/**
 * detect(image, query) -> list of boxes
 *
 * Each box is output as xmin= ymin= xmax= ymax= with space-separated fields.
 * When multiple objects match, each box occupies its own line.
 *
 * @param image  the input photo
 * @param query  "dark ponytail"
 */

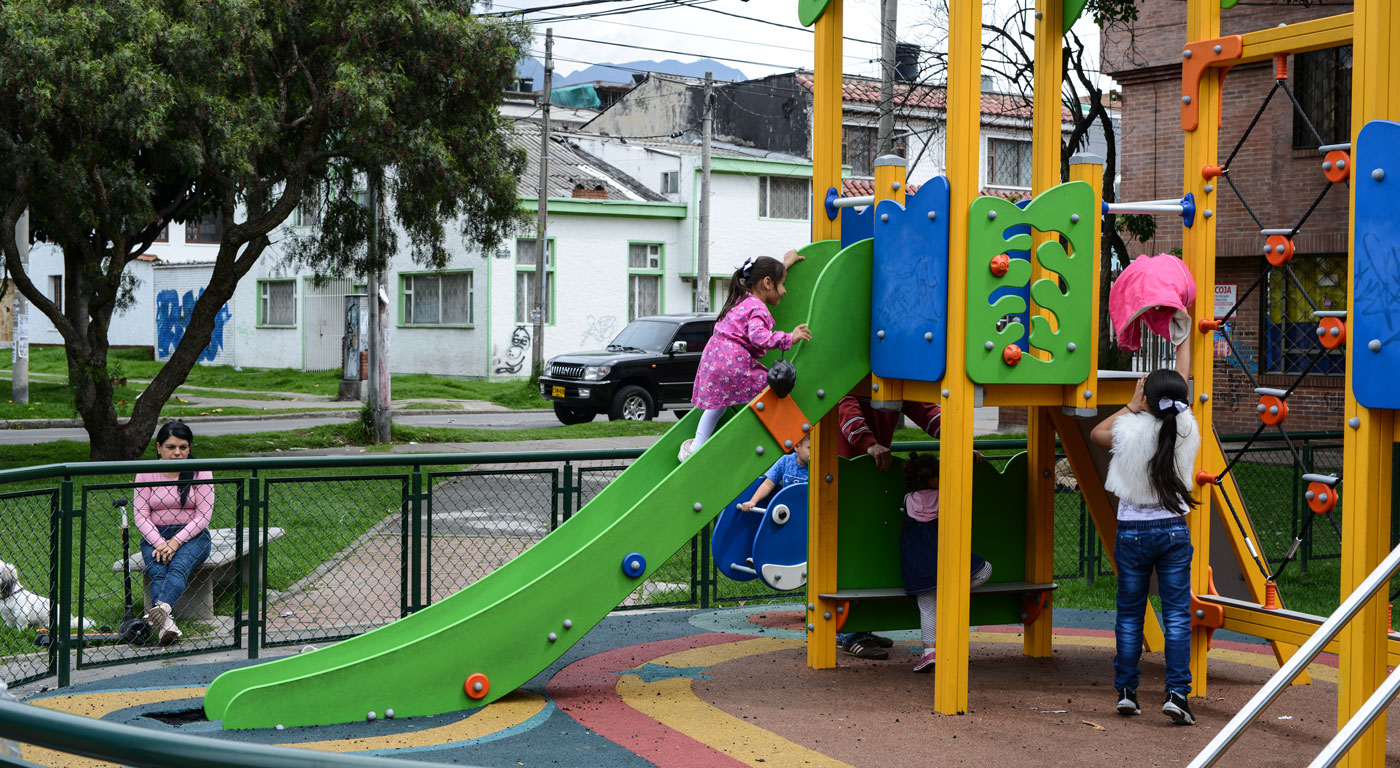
xmin=154 ymin=421 xmax=197 ymax=509
xmin=1143 ymin=369 xmax=1198 ymax=513
xmin=903 ymin=452 xmax=939 ymax=493
xmin=717 ymin=256 xmax=786 ymax=320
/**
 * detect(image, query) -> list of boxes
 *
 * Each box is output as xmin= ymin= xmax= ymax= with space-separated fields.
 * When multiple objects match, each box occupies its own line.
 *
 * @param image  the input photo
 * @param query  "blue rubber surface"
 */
xmin=1351 ymin=119 xmax=1400 ymax=409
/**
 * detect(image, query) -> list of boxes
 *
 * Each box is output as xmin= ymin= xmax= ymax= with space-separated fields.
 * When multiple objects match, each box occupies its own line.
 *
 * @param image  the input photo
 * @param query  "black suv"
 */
xmin=540 ymin=313 xmax=717 ymax=424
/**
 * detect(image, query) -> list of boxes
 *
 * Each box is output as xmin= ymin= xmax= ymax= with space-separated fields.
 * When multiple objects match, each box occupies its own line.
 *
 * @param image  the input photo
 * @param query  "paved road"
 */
xmin=0 ymin=410 xmax=685 ymax=445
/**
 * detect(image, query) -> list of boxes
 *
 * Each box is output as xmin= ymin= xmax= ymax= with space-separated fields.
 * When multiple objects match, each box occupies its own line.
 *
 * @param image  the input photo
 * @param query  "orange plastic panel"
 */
xmin=750 ymin=387 xmax=812 ymax=454
xmin=834 ymin=600 xmax=850 ymax=632
xmin=1318 ymin=316 xmax=1346 ymax=350
xmin=1181 ymin=35 xmax=1244 ymax=131
xmin=1258 ymin=395 xmax=1288 ymax=426
xmin=1020 ymin=592 xmax=1050 ymax=625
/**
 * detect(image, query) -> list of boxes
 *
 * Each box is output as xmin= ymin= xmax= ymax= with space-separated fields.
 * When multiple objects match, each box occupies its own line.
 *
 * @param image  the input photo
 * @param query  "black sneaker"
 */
xmin=1163 ymin=691 xmax=1195 ymax=725
xmin=1116 ymin=688 xmax=1140 ymax=716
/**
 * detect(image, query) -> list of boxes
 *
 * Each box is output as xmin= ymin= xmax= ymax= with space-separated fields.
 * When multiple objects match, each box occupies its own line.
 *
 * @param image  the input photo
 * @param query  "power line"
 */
xmin=539 ymin=31 xmax=807 ymax=71
xmin=688 ymin=4 xmax=880 ymax=47
xmin=479 ymin=0 xmax=707 ymax=18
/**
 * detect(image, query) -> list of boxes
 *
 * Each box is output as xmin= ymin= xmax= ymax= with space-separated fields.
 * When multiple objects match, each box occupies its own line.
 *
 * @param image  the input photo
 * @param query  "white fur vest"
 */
xmin=1103 ymin=411 xmax=1201 ymax=507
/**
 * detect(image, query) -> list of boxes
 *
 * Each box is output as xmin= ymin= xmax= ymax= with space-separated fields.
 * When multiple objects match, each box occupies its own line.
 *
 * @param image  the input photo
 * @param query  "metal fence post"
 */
xmin=699 ymin=524 xmax=712 ymax=609
xmin=1301 ymin=441 xmax=1314 ymax=574
xmin=410 ymin=467 xmax=424 ymax=612
xmin=56 ymin=478 xmax=74 ymax=687
xmin=247 ymin=472 xmax=262 ymax=659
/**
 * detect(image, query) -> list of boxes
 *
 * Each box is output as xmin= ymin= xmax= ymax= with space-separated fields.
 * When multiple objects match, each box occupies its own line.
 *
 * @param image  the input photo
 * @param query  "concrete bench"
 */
xmin=111 ymin=528 xmax=285 ymax=622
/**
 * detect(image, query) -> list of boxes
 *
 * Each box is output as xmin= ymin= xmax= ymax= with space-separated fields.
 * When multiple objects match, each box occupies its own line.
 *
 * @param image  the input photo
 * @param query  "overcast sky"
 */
xmin=493 ymin=0 xmax=1110 ymax=86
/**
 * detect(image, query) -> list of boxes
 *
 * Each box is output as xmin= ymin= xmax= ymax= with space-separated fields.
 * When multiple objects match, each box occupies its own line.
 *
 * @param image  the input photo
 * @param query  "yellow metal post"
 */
xmin=932 ymin=0 xmax=980 ymax=716
xmin=1182 ymin=0 xmax=1221 ymax=699
xmin=805 ymin=0 xmax=843 ymax=672
xmin=1338 ymin=2 xmax=1395 ymax=765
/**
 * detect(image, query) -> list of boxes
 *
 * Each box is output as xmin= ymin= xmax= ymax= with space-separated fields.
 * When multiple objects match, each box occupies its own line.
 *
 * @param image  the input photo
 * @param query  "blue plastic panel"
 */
xmin=750 ymin=482 xmax=809 ymax=591
xmin=1351 ymin=120 xmax=1400 ymax=409
xmin=840 ymin=199 xmax=875 ymax=248
xmin=710 ymin=477 xmax=765 ymax=582
xmin=870 ymin=177 xmax=951 ymax=382
xmin=987 ymin=199 xmax=1032 ymax=353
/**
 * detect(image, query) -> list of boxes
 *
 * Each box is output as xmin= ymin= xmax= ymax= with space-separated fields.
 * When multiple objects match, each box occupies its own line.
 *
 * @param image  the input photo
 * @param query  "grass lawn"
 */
xmin=0 ymin=347 xmax=548 ymax=409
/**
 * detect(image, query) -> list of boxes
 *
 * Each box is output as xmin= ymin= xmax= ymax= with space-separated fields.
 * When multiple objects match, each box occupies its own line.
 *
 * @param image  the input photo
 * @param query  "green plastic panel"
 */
xmin=965 ymin=181 xmax=1095 ymax=385
xmin=1063 ymin=0 xmax=1090 ymax=33
xmin=835 ymin=452 xmax=1031 ymax=633
xmin=798 ymin=0 xmax=833 ymax=27
xmin=204 ymin=239 xmax=871 ymax=729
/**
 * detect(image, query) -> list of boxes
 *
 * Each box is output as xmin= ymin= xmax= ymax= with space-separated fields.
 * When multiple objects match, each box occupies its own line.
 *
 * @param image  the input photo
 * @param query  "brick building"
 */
xmin=1102 ymin=0 xmax=1353 ymax=433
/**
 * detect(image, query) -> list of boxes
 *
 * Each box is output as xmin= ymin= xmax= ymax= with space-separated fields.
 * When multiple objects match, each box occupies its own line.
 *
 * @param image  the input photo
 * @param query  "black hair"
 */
xmin=1142 ymin=369 xmax=1198 ymax=513
xmin=154 ymin=421 xmax=197 ymax=509
xmin=717 ymin=256 xmax=786 ymax=320
xmin=902 ymin=452 xmax=940 ymax=493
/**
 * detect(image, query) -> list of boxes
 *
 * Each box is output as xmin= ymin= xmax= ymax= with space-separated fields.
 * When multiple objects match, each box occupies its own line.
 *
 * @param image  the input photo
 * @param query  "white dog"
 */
xmin=0 ymin=560 xmax=94 ymax=630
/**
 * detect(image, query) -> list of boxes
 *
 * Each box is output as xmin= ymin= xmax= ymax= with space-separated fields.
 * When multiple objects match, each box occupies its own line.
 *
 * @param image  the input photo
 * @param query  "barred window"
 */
xmin=987 ymin=138 xmax=1032 ymax=188
xmin=1293 ymin=46 xmax=1351 ymax=150
xmin=259 ymin=280 xmax=296 ymax=326
xmin=1264 ymin=253 xmax=1346 ymax=376
xmin=403 ymin=272 xmax=473 ymax=325
xmin=842 ymin=126 xmax=909 ymax=177
xmin=759 ymin=176 xmax=810 ymax=220
xmin=516 ymin=238 xmax=555 ymax=324
xmin=185 ymin=213 xmax=223 ymax=244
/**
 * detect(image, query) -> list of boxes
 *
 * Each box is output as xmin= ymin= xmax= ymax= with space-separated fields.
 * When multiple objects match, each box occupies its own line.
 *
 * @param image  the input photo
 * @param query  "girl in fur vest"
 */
xmin=1091 ymin=343 xmax=1200 ymax=726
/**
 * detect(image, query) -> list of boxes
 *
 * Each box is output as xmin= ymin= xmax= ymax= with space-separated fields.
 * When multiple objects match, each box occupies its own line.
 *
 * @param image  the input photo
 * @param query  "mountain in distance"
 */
xmin=516 ymin=57 xmax=748 ymax=88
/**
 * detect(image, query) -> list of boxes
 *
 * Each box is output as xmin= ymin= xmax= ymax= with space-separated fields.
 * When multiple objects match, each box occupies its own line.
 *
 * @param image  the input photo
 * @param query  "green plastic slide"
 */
xmin=204 ymin=238 xmax=874 ymax=728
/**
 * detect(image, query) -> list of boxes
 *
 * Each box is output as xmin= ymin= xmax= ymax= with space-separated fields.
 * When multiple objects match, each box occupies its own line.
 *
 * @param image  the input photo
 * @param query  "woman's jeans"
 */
xmin=140 ymin=525 xmax=212 ymax=609
xmin=1113 ymin=517 xmax=1193 ymax=695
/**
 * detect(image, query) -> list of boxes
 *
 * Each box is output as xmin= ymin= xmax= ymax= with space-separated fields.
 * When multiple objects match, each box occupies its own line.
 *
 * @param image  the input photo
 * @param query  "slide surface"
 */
xmin=204 ymin=238 xmax=874 ymax=728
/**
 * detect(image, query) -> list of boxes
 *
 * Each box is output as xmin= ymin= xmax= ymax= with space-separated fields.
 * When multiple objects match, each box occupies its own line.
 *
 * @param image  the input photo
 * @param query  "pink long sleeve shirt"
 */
xmin=133 ymin=471 xmax=215 ymax=547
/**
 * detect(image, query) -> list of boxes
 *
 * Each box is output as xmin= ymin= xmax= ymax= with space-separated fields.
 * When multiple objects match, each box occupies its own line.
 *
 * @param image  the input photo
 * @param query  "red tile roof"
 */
xmin=841 ymin=179 xmax=921 ymax=197
xmin=793 ymin=72 xmax=1073 ymax=122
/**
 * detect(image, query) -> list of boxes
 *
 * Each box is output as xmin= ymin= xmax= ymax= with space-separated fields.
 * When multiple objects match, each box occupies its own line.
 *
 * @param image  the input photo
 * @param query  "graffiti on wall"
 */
xmin=579 ymin=315 xmax=618 ymax=348
xmin=156 ymin=288 xmax=232 ymax=363
xmin=492 ymin=326 xmax=531 ymax=375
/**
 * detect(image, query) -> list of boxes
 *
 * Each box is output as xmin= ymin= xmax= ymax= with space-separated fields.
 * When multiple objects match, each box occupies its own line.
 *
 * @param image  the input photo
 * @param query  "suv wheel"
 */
xmin=554 ymin=403 xmax=596 ymax=426
xmin=609 ymin=385 xmax=655 ymax=421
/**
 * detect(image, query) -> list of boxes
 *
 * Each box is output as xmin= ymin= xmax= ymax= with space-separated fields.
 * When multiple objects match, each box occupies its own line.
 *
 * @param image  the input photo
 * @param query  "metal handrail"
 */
xmin=1309 ymin=661 xmax=1400 ymax=767
xmin=1187 ymin=541 xmax=1400 ymax=767
xmin=0 ymin=698 xmax=476 ymax=768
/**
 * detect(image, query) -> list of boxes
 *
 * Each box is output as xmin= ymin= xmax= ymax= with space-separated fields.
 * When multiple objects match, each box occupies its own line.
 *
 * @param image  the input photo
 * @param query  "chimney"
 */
xmin=572 ymin=184 xmax=608 ymax=199
xmin=981 ymin=75 xmax=995 ymax=92
xmin=518 ymin=77 xmax=534 ymax=92
xmin=894 ymin=43 xmax=920 ymax=83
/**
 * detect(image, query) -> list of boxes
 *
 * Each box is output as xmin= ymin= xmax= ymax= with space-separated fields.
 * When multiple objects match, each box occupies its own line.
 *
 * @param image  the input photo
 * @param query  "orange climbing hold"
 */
xmin=1002 ymin=344 xmax=1022 ymax=366
xmin=989 ymin=253 xmax=1010 ymax=277
xmin=1258 ymin=394 xmax=1288 ymax=426
xmin=1202 ymin=165 xmax=1224 ymax=180
xmin=1324 ymin=150 xmax=1350 ymax=183
xmin=1318 ymin=316 xmax=1346 ymax=350
xmin=1195 ymin=470 xmax=1218 ymax=487
xmin=1199 ymin=319 xmax=1220 ymax=333
xmin=1306 ymin=481 xmax=1337 ymax=514
xmin=1265 ymin=234 xmax=1294 ymax=267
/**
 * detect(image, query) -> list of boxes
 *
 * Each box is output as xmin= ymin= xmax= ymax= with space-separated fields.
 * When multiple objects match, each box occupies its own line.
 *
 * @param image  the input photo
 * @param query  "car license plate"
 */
xmin=552 ymin=386 xmax=565 ymax=398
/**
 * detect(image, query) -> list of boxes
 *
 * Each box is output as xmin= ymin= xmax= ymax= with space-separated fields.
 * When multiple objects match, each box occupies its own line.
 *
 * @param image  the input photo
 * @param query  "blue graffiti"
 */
xmin=1217 ymin=329 xmax=1258 ymax=373
xmin=156 ymin=288 xmax=231 ymax=363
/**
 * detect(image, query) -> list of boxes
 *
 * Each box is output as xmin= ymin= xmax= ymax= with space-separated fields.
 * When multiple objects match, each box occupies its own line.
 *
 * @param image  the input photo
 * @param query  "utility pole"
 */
xmin=532 ymin=29 xmax=553 ymax=381
xmin=366 ymin=170 xmax=391 ymax=443
xmin=11 ymin=211 xmax=28 ymax=404
xmin=697 ymin=72 xmax=712 ymax=313
xmin=877 ymin=0 xmax=898 ymax=156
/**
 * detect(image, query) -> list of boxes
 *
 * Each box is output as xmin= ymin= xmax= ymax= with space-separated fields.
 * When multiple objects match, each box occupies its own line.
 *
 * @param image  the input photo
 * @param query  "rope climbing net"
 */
xmin=1200 ymin=54 xmax=1351 ymax=603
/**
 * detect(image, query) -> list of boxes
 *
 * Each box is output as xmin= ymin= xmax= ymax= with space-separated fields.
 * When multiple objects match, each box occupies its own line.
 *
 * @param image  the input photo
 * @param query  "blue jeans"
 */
xmin=1113 ymin=517 xmax=1193 ymax=695
xmin=140 ymin=525 xmax=212 ymax=608
xmin=836 ymin=632 xmax=877 ymax=646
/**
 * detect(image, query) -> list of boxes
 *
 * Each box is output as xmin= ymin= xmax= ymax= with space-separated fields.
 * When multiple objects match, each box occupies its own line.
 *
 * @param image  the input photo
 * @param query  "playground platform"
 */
xmin=12 ymin=604 xmax=1397 ymax=768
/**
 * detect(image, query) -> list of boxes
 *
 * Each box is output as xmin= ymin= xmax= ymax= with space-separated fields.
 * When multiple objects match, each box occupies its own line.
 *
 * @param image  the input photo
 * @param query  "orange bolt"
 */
xmin=1002 ymin=344 xmax=1022 ymax=366
xmin=1199 ymin=319 xmax=1220 ymax=333
xmin=1202 ymin=165 xmax=1224 ymax=180
xmin=1274 ymin=53 xmax=1288 ymax=81
xmin=1263 ymin=581 xmax=1279 ymax=610
xmin=1258 ymin=395 xmax=1288 ymax=426
xmin=1306 ymin=481 xmax=1337 ymax=514
xmin=464 ymin=672 xmax=491 ymax=700
xmin=1324 ymin=150 xmax=1350 ymax=183
xmin=1195 ymin=471 xmax=1218 ymax=487
xmin=1265 ymin=234 xmax=1294 ymax=267
xmin=1317 ymin=317 xmax=1346 ymax=350
xmin=989 ymin=253 xmax=1011 ymax=278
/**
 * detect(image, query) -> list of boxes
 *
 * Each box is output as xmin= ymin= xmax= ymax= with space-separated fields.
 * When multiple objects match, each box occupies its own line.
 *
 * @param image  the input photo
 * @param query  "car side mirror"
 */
xmin=670 ymin=340 xmax=687 ymax=355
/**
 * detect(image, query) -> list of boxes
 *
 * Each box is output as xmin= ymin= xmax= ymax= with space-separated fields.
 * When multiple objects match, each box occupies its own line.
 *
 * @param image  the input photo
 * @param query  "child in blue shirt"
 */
xmin=740 ymin=433 xmax=810 ymax=512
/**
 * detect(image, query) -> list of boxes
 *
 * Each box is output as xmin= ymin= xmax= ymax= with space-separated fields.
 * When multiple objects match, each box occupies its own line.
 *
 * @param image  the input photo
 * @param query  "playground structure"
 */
xmin=198 ymin=0 xmax=1400 ymax=765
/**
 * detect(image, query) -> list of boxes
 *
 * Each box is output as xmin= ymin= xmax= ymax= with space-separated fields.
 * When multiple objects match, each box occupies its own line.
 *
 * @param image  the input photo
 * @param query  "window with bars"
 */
xmin=987 ymin=138 xmax=1033 ymax=188
xmin=842 ymin=126 xmax=909 ymax=177
xmin=627 ymin=242 xmax=663 ymax=321
xmin=1293 ymin=46 xmax=1351 ymax=150
xmin=516 ymin=238 xmax=555 ymax=324
xmin=292 ymin=193 xmax=321 ymax=228
xmin=758 ymin=176 xmax=810 ymax=220
xmin=1264 ymin=253 xmax=1346 ymax=376
xmin=402 ymin=272 xmax=473 ymax=326
xmin=186 ymin=213 xmax=224 ymax=244
xmin=259 ymin=280 xmax=296 ymax=326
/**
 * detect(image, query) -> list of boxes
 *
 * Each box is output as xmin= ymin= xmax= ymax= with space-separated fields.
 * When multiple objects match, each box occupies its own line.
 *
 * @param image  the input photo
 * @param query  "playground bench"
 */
xmin=111 ymin=527 xmax=285 ymax=622
xmin=819 ymin=581 xmax=1058 ymax=625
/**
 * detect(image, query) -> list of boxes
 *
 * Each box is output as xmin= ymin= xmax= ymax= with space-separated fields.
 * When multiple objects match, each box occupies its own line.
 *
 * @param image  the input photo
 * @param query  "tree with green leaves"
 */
xmin=1 ymin=1 xmax=528 ymax=460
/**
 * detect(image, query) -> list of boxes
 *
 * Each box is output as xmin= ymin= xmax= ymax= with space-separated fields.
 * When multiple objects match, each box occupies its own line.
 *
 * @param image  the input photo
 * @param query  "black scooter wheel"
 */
xmin=119 ymin=617 xmax=151 ymax=646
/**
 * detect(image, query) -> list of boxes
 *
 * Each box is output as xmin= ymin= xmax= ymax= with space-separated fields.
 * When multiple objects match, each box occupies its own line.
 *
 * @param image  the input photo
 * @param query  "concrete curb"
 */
xmin=0 ymin=408 xmax=516 ymax=431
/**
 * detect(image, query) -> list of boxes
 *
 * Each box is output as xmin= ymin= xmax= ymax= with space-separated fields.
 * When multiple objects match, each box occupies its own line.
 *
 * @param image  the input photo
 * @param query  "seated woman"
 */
xmin=133 ymin=421 xmax=213 ymax=645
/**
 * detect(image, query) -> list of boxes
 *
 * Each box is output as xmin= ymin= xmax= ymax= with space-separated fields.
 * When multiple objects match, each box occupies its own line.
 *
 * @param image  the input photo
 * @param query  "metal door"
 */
xmin=303 ymin=278 xmax=354 ymax=371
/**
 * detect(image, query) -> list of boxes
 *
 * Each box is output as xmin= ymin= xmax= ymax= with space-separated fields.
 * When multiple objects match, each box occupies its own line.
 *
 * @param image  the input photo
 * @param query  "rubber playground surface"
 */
xmin=15 ymin=605 xmax=1399 ymax=768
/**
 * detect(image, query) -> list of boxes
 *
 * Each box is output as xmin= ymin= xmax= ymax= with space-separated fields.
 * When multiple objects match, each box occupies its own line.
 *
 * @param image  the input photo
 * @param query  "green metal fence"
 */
xmin=0 ymin=433 xmax=1345 ymax=692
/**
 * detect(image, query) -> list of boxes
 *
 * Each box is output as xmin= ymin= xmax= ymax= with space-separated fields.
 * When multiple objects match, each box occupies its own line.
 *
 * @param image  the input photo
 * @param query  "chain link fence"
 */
xmin=0 ymin=435 xmax=1353 ymax=688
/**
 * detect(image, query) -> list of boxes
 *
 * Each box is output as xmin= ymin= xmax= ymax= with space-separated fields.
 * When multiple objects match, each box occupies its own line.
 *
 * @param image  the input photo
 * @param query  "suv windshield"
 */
xmin=608 ymin=320 xmax=676 ymax=352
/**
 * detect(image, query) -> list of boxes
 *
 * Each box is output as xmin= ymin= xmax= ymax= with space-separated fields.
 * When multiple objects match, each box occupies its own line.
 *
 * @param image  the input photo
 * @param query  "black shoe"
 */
xmin=1116 ymin=688 xmax=1140 ymax=716
xmin=1163 ymin=691 xmax=1195 ymax=725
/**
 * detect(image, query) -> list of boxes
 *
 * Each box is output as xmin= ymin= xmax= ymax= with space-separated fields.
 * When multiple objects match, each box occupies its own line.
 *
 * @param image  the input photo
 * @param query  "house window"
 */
xmin=49 ymin=275 xmax=62 ymax=314
xmin=628 ymin=243 xmax=663 ymax=321
xmin=402 ymin=272 xmax=473 ymax=325
xmin=292 ymin=193 xmax=321 ymax=228
xmin=661 ymin=170 xmax=680 ymax=194
xmin=842 ymin=126 xmax=909 ymax=177
xmin=759 ymin=176 xmax=810 ymax=221
xmin=259 ymin=280 xmax=297 ymax=326
xmin=153 ymin=224 xmax=169 ymax=243
xmin=1293 ymin=46 xmax=1352 ymax=150
xmin=987 ymin=138 xmax=1033 ymax=188
xmin=1264 ymin=253 xmax=1346 ymax=376
xmin=516 ymin=238 xmax=555 ymax=324
xmin=185 ymin=213 xmax=223 ymax=244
